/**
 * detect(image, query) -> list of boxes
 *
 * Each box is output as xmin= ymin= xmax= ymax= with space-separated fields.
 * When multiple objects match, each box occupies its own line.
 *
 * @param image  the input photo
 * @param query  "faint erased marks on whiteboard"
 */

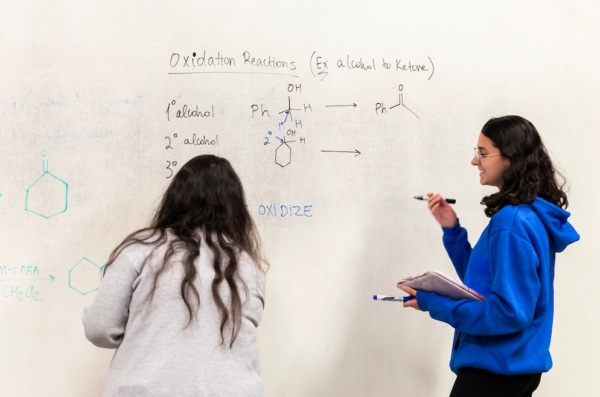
xmin=25 ymin=151 xmax=68 ymax=219
xmin=72 ymin=129 xmax=129 ymax=140
xmin=69 ymin=258 xmax=105 ymax=296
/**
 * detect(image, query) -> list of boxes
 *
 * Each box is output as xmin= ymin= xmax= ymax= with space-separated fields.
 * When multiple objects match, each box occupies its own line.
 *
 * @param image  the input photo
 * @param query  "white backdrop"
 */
xmin=1 ymin=1 xmax=598 ymax=395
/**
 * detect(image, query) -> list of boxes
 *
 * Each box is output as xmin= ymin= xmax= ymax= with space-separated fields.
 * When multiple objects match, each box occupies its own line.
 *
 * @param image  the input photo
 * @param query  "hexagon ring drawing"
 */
xmin=275 ymin=142 xmax=292 ymax=167
xmin=25 ymin=152 xmax=68 ymax=219
xmin=69 ymin=258 xmax=105 ymax=295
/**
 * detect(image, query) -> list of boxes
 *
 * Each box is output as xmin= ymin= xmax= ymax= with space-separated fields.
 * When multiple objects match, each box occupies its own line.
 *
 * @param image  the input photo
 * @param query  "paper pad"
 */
xmin=397 ymin=270 xmax=486 ymax=301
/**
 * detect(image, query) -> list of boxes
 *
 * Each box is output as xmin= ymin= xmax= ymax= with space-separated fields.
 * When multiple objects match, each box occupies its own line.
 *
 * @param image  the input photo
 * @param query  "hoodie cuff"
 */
xmin=416 ymin=290 xmax=431 ymax=312
xmin=442 ymin=219 xmax=462 ymax=237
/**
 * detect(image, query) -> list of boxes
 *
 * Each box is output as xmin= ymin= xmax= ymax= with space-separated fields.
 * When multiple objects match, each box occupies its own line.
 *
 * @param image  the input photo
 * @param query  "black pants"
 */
xmin=450 ymin=367 xmax=542 ymax=397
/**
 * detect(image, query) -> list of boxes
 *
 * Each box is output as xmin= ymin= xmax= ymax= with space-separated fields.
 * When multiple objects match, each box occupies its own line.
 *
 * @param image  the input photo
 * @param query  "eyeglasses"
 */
xmin=473 ymin=148 xmax=502 ymax=166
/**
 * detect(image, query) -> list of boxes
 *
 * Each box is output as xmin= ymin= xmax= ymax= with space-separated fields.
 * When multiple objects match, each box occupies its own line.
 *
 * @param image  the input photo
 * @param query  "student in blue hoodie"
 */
xmin=401 ymin=115 xmax=579 ymax=397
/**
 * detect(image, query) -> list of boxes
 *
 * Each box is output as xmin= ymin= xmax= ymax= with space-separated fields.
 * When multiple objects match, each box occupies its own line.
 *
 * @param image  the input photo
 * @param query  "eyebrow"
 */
xmin=477 ymin=146 xmax=489 ymax=151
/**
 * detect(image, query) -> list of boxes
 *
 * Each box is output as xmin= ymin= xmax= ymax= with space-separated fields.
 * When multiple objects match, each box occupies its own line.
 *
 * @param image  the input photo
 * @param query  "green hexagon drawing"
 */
xmin=69 ymin=257 xmax=104 ymax=295
xmin=25 ymin=151 xmax=68 ymax=219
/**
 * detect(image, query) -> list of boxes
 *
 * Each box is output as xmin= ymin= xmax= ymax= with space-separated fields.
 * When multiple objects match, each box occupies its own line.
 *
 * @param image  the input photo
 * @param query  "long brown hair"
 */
xmin=480 ymin=115 xmax=569 ymax=217
xmin=104 ymin=155 xmax=268 ymax=347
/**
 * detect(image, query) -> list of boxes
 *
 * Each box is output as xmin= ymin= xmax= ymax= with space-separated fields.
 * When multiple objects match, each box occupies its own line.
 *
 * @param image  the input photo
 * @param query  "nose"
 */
xmin=471 ymin=156 xmax=479 ymax=167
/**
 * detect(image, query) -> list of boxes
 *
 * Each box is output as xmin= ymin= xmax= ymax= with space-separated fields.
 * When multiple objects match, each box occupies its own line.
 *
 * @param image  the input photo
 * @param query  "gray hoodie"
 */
xmin=83 ymin=232 xmax=266 ymax=397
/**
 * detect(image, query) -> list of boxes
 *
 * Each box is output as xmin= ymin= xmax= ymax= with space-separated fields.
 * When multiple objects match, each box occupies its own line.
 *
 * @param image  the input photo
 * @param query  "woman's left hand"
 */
xmin=401 ymin=286 xmax=420 ymax=310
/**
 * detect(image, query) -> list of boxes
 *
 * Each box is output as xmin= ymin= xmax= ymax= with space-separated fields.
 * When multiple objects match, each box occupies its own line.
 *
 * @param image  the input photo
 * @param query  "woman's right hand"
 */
xmin=427 ymin=192 xmax=458 ymax=228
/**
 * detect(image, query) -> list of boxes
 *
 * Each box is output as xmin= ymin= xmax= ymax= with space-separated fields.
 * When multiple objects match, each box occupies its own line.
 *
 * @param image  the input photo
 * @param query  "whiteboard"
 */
xmin=1 ymin=1 xmax=599 ymax=396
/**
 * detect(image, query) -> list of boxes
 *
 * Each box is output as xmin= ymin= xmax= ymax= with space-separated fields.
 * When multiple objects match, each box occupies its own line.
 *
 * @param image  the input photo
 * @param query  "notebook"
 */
xmin=397 ymin=270 xmax=486 ymax=301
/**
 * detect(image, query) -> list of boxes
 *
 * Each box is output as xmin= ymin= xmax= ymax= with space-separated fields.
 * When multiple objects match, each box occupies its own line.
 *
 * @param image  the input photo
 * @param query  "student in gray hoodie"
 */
xmin=83 ymin=155 xmax=268 ymax=397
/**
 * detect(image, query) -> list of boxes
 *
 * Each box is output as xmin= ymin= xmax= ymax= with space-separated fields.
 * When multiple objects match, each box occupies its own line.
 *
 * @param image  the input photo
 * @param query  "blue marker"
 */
xmin=373 ymin=295 xmax=414 ymax=302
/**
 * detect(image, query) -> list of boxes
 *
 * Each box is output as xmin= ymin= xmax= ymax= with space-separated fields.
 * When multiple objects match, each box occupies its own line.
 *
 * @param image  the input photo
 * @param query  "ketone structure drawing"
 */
xmin=69 ymin=257 xmax=105 ymax=295
xmin=25 ymin=151 xmax=68 ymax=219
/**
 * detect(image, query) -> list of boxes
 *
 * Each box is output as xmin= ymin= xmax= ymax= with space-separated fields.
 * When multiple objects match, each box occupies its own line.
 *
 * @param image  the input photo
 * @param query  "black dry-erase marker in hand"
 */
xmin=414 ymin=195 xmax=456 ymax=204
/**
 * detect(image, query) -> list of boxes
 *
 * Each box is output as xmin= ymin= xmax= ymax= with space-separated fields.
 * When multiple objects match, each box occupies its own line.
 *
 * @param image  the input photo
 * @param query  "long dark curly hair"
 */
xmin=480 ymin=115 xmax=569 ymax=217
xmin=103 ymin=155 xmax=268 ymax=347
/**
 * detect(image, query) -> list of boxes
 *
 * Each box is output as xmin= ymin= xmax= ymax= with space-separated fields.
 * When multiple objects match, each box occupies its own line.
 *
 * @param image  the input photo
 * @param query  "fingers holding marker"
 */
xmin=435 ymin=194 xmax=446 ymax=205
xmin=426 ymin=194 xmax=436 ymax=209
xmin=427 ymin=195 xmax=435 ymax=208
xmin=422 ymin=193 xmax=458 ymax=228
xmin=401 ymin=286 xmax=420 ymax=310
xmin=428 ymin=194 xmax=444 ymax=211
xmin=426 ymin=193 xmax=439 ymax=208
xmin=401 ymin=286 xmax=417 ymax=296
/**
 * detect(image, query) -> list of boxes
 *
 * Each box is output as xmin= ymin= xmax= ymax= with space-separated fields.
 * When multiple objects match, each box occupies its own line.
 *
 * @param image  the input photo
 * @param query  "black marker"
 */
xmin=414 ymin=195 xmax=456 ymax=204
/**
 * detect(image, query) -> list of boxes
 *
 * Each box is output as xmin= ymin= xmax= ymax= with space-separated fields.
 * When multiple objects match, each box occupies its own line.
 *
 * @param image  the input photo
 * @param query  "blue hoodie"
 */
xmin=416 ymin=198 xmax=579 ymax=375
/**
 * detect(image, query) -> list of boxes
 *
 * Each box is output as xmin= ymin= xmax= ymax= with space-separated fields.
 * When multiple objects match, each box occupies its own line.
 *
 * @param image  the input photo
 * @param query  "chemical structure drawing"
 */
xmin=375 ymin=84 xmax=420 ymax=119
xmin=279 ymin=96 xmax=301 ymax=121
xmin=276 ymin=110 xmax=298 ymax=167
xmin=264 ymin=111 xmax=298 ymax=167
xmin=390 ymin=84 xmax=419 ymax=118
xmin=275 ymin=139 xmax=293 ymax=167
xmin=25 ymin=151 xmax=68 ymax=219
xmin=68 ymin=257 xmax=105 ymax=295
xmin=256 ymin=86 xmax=309 ymax=168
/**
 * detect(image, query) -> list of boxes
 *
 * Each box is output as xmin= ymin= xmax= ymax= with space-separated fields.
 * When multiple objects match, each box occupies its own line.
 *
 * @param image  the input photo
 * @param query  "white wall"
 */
xmin=0 ymin=1 xmax=598 ymax=395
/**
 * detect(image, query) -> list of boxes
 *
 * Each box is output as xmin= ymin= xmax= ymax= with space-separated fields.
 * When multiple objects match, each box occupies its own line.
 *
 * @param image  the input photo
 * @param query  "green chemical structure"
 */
xmin=69 ymin=257 xmax=105 ymax=295
xmin=25 ymin=150 xmax=68 ymax=219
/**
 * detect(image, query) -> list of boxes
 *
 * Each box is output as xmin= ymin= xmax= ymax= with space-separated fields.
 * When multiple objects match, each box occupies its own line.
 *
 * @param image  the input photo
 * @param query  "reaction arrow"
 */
xmin=321 ymin=149 xmax=361 ymax=157
xmin=0 ymin=275 xmax=55 ymax=283
xmin=325 ymin=103 xmax=357 ymax=108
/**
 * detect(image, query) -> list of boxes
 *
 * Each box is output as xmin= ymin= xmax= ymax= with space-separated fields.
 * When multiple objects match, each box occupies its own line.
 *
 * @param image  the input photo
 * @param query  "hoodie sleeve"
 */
xmin=442 ymin=219 xmax=472 ymax=282
xmin=82 ymin=252 xmax=139 ymax=349
xmin=417 ymin=230 xmax=541 ymax=336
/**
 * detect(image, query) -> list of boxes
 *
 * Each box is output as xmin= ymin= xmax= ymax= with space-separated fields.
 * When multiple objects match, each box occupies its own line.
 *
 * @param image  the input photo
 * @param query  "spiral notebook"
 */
xmin=397 ymin=270 xmax=486 ymax=301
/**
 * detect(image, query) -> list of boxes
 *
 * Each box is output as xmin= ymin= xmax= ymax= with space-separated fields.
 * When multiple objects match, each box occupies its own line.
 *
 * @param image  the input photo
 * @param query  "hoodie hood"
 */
xmin=531 ymin=197 xmax=580 ymax=252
